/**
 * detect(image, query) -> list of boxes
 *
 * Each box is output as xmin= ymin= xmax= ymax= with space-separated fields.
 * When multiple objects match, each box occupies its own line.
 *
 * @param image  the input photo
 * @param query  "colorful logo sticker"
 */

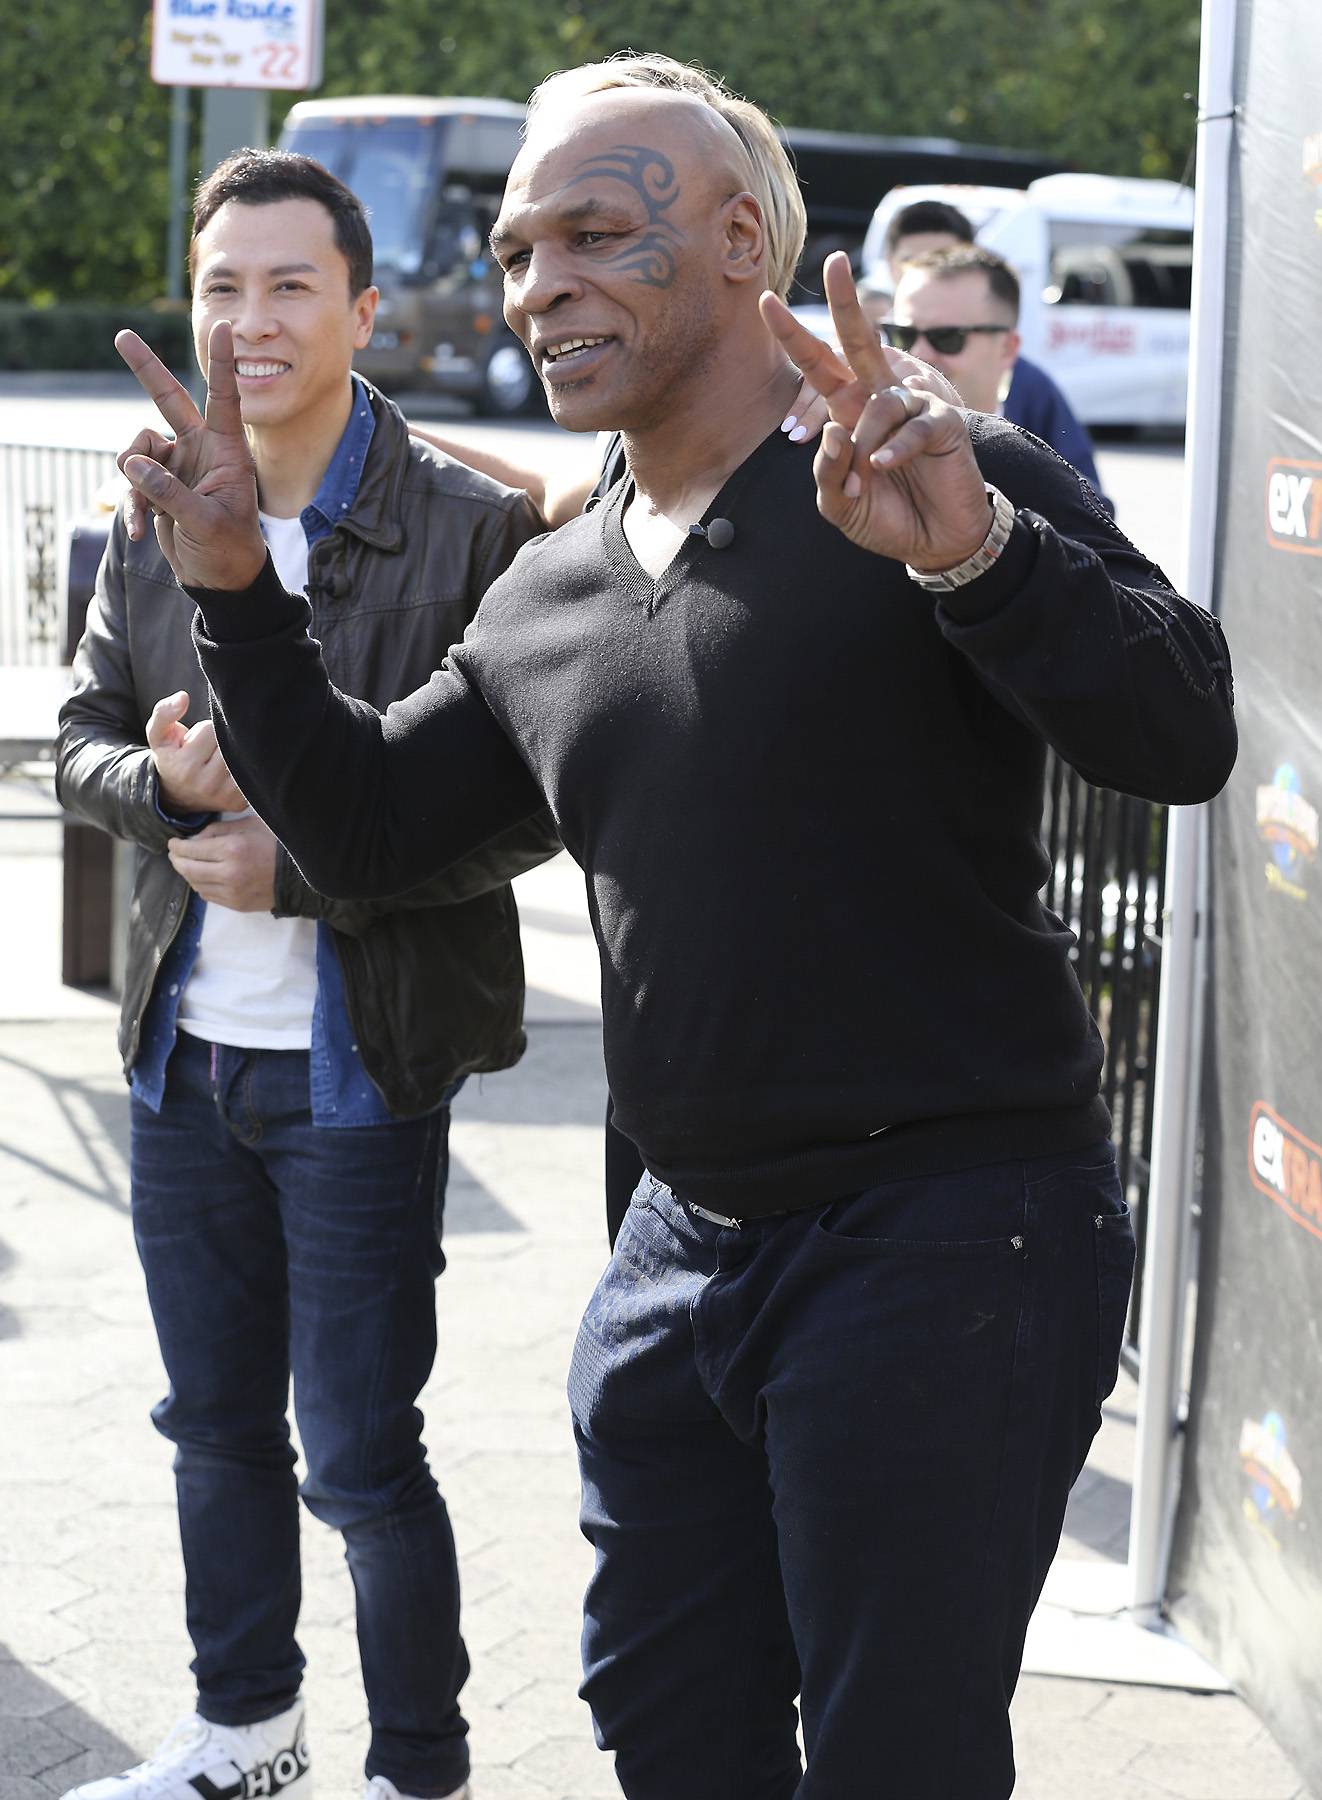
xmin=1240 ymin=1411 xmax=1303 ymax=1547
xmin=1256 ymin=764 xmax=1318 ymax=901
xmin=1265 ymin=458 xmax=1322 ymax=555
xmin=1304 ymin=128 xmax=1322 ymax=231
xmin=1249 ymin=1102 xmax=1322 ymax=1241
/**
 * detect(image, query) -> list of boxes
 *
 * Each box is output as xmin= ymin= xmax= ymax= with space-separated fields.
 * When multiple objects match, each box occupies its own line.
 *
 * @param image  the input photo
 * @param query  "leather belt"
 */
xmin=687 ymin=1201 xmax=793 ymax=1231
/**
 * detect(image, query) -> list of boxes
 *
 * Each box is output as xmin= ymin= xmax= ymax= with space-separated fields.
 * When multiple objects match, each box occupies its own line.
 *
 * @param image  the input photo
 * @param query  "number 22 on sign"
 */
xmin=257 ymin=40 xmax=299 ymax=80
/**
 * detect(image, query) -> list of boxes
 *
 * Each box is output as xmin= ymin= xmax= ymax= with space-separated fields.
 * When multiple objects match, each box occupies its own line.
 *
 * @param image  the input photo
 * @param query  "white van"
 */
xmin=859 ymin=174 xmax=1195 ymax=427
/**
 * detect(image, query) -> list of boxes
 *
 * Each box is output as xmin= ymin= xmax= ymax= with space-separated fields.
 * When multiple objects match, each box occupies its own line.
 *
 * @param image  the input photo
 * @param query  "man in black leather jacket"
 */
xmin=55 ymin=150 xmax=556 ymax=1800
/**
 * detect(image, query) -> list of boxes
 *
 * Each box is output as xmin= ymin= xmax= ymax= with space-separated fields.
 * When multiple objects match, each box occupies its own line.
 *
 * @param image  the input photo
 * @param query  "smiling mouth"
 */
xmin=540 ymin=336 xmax=612 ymax=370
xmin=235 ymin=360 xmax=291 ymax=379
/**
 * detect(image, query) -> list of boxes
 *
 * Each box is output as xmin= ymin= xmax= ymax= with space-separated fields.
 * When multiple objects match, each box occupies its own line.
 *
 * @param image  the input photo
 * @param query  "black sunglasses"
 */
xmin=881 ymin=322 xmax=1011 ymax=356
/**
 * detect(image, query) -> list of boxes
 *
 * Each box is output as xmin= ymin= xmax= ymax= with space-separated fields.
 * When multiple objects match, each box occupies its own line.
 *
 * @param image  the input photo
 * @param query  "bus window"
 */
xmin=446 ymin=115 xmax=525 ymax=181
xmin=280 ymin=117 xmax=446 ymax=274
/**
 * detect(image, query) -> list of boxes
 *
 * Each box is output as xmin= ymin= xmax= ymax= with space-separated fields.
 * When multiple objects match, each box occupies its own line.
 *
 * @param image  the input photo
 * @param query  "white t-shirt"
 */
xmin=175 ymin=511 xmax=320 ymax=1050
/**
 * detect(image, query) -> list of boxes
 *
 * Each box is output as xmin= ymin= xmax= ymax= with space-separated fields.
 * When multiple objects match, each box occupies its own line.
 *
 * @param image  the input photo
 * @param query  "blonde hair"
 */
xmin=527 ymin=53 xmax=807 ymax=301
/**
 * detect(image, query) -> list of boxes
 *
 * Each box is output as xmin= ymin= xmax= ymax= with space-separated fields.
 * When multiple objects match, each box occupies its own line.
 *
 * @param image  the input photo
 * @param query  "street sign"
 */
xmin=150 ymin=0 xmax=324 ymax=91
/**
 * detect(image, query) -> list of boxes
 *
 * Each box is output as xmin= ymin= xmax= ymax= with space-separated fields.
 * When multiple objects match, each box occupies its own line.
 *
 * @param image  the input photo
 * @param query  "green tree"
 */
xmin=2 ymin=0 xmax=1201 ymax=308
xmin=0 ymin=2 xmax=182 ymax=304
xmin=298 ymin=0 xmax=1199 ymax=181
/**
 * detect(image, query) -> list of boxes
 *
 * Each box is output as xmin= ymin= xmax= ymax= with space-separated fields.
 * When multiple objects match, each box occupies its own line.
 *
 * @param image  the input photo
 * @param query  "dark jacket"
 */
xmin=1004 ymin=357 xmax=1113 ymax=514
xmin=56 ymin=382 xmax=559 ymax=1115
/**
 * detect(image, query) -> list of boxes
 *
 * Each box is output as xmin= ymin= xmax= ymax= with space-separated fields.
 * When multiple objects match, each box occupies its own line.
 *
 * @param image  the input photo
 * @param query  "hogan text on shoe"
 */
xmin=60 ymin=1701 xmax=310 ymax=1800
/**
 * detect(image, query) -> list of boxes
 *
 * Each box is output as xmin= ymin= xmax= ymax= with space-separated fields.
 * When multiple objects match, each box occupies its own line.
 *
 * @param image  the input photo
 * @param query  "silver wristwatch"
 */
xmin=905 ymin=485 xmax=1016 ymax=592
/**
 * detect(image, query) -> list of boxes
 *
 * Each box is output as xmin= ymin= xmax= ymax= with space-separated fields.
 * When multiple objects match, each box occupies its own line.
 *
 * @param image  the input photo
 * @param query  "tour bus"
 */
xmin=859 ymin=173 xmax=1195 ymax=427
xmin=278 ymin=96 xmax=536 ymax=412
xmin=278 ymin=94 xmax=1064 ymax=410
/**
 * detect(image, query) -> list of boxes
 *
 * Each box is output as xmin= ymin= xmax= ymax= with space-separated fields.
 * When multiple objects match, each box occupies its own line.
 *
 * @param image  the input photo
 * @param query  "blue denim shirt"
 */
xmin=133 ymin=380 xmax=394 ymax=1127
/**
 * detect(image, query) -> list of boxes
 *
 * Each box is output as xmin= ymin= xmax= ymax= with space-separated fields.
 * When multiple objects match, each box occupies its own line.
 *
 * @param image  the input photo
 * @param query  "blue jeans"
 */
xmin=568 ymin=1142 xmax=1135 ymax=1800
xmin=130 ymin=1032 xmax=468 ymax=1796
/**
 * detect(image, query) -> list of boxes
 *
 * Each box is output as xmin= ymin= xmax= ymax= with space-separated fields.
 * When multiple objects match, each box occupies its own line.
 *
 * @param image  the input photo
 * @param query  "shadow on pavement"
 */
xmin=0 ymin=1648 xmax=142 ymax=1795
xmin=0 ymin=1015 xmax=606 ymax=1231
xmin=1060 ymin=1464 xmax=1134 ymax=1559
xmin=445 ymin=1158 xmax=525 ymax=1234
xmin=0 ymin=1046 xmax=130 ymax=1215
xmin=456 ymin=1021 xmax=606 ymax=1131
xmin=524 ymin=985 xmax=602 ymax=1024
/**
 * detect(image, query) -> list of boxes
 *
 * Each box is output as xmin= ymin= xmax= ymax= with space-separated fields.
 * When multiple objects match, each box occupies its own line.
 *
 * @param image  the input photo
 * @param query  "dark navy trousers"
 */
xmin=130 ymin=1031 xmax=469 ymax=1797
xmin=569 ymin=1143 xmax=1134 ymax=1799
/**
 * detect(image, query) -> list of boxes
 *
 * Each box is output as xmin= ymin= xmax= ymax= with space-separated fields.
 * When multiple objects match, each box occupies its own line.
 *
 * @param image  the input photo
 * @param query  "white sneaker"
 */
xmin=363 ymin=1775 xmax=468 ymax=1800
xmin=61 ymin=1700 xmax=310 ymax=1800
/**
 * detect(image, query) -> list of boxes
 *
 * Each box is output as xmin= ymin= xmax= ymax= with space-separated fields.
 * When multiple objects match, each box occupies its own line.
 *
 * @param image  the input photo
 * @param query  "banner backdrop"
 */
xmin=1168 ymin=2 xmax=1322 ymax=1787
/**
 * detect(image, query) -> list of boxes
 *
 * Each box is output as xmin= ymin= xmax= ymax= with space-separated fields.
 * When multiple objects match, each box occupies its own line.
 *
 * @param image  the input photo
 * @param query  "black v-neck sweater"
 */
xmin=193 ymin=414 xmax=1236 ymax=1213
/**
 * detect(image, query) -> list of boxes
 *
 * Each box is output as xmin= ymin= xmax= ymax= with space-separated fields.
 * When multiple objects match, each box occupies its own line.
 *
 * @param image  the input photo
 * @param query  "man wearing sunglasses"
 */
xmin=881 ymin=242 xmax=1113 ymax=510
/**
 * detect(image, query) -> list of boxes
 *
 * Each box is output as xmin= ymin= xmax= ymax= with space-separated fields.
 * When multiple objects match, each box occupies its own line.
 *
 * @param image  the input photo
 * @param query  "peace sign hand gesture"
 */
xmin=115 ymin=320 xmax=267 ymax=591
xmin=760 ymin=254 xmax=994 ymax=574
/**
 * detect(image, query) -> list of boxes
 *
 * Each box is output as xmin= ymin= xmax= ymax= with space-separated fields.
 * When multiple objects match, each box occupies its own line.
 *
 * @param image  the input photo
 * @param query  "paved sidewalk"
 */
xmin=0 ymin=798 xmax=1313 ymax=1799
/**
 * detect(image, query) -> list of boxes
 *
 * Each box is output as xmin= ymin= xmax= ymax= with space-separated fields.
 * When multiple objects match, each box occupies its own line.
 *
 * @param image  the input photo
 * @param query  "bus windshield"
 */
xmin=280 ymin=116 xmax=447 ymax=275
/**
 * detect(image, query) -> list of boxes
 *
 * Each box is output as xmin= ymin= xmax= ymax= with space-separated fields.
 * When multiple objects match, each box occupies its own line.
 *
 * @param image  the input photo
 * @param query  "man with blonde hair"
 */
xmin=113 ymin=53 xmax=1235 ymax=1799
xmin=411 ymin=54 xmax=810 ymax=530
xmin=526 ymin=53 xmax=807 ymax=303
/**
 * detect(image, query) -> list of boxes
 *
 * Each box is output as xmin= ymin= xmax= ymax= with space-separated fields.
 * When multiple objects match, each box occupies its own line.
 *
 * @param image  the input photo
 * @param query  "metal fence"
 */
xmin=1 ymin=443 xmax=119 ymax=665
xmin=1042 ymin=752 xmax=1169 ymax=1363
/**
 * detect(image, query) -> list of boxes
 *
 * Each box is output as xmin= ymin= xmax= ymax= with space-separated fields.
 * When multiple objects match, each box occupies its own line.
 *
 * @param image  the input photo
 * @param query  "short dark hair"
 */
xmin=901 ymin=244 xmax=1020 ymax=321
xmin=190 ymin=149 xmax=373 ymax=296
xmin=883 ymin=199 xmax=975 ymax=260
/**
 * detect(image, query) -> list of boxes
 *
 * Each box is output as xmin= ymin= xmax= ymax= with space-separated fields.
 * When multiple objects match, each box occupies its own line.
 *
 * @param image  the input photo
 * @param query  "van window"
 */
xmin=1045 ymin=225 xmax=1193 ymax=310
xmin=281 ymin=117 xmax=446 ymax=275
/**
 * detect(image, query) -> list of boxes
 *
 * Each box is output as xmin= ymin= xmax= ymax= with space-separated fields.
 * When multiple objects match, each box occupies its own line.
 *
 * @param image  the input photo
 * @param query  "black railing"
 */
xmin=1043 ymin=753 xmax=1169 ymax=1362
xmin=1 ymin=443 xmax=119 ymax=665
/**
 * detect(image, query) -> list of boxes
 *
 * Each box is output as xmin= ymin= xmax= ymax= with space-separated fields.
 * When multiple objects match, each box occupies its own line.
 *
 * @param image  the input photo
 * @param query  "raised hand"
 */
xmin=761 ymin=254 xmax=992 ymax=572
xmin=776 ymin=311 xmax=962 ymax=444
xmin=119 ymin=427 xmax=176 ymax=545
xmin=167 ymin=811 xmax=277 ymax=912
xmin=147 ymin=691 xmax=247 ymax=816
xmin=115 ymin=320 xmax=267 ymax=590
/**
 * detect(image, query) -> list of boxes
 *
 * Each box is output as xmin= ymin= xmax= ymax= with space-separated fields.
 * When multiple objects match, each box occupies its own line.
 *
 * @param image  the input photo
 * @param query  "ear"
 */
xmin=1002 ymin=327 xmax=1022 ymax=371
xmin=721 ymin=191 xmax=766 ymax=286
xmin=353 ymin=286 xmax=379 ymax=351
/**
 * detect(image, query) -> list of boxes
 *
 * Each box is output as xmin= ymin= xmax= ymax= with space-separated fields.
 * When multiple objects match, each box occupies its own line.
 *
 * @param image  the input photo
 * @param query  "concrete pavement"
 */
xmin=0 ymin=785 xmax=1312 ymax=1799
